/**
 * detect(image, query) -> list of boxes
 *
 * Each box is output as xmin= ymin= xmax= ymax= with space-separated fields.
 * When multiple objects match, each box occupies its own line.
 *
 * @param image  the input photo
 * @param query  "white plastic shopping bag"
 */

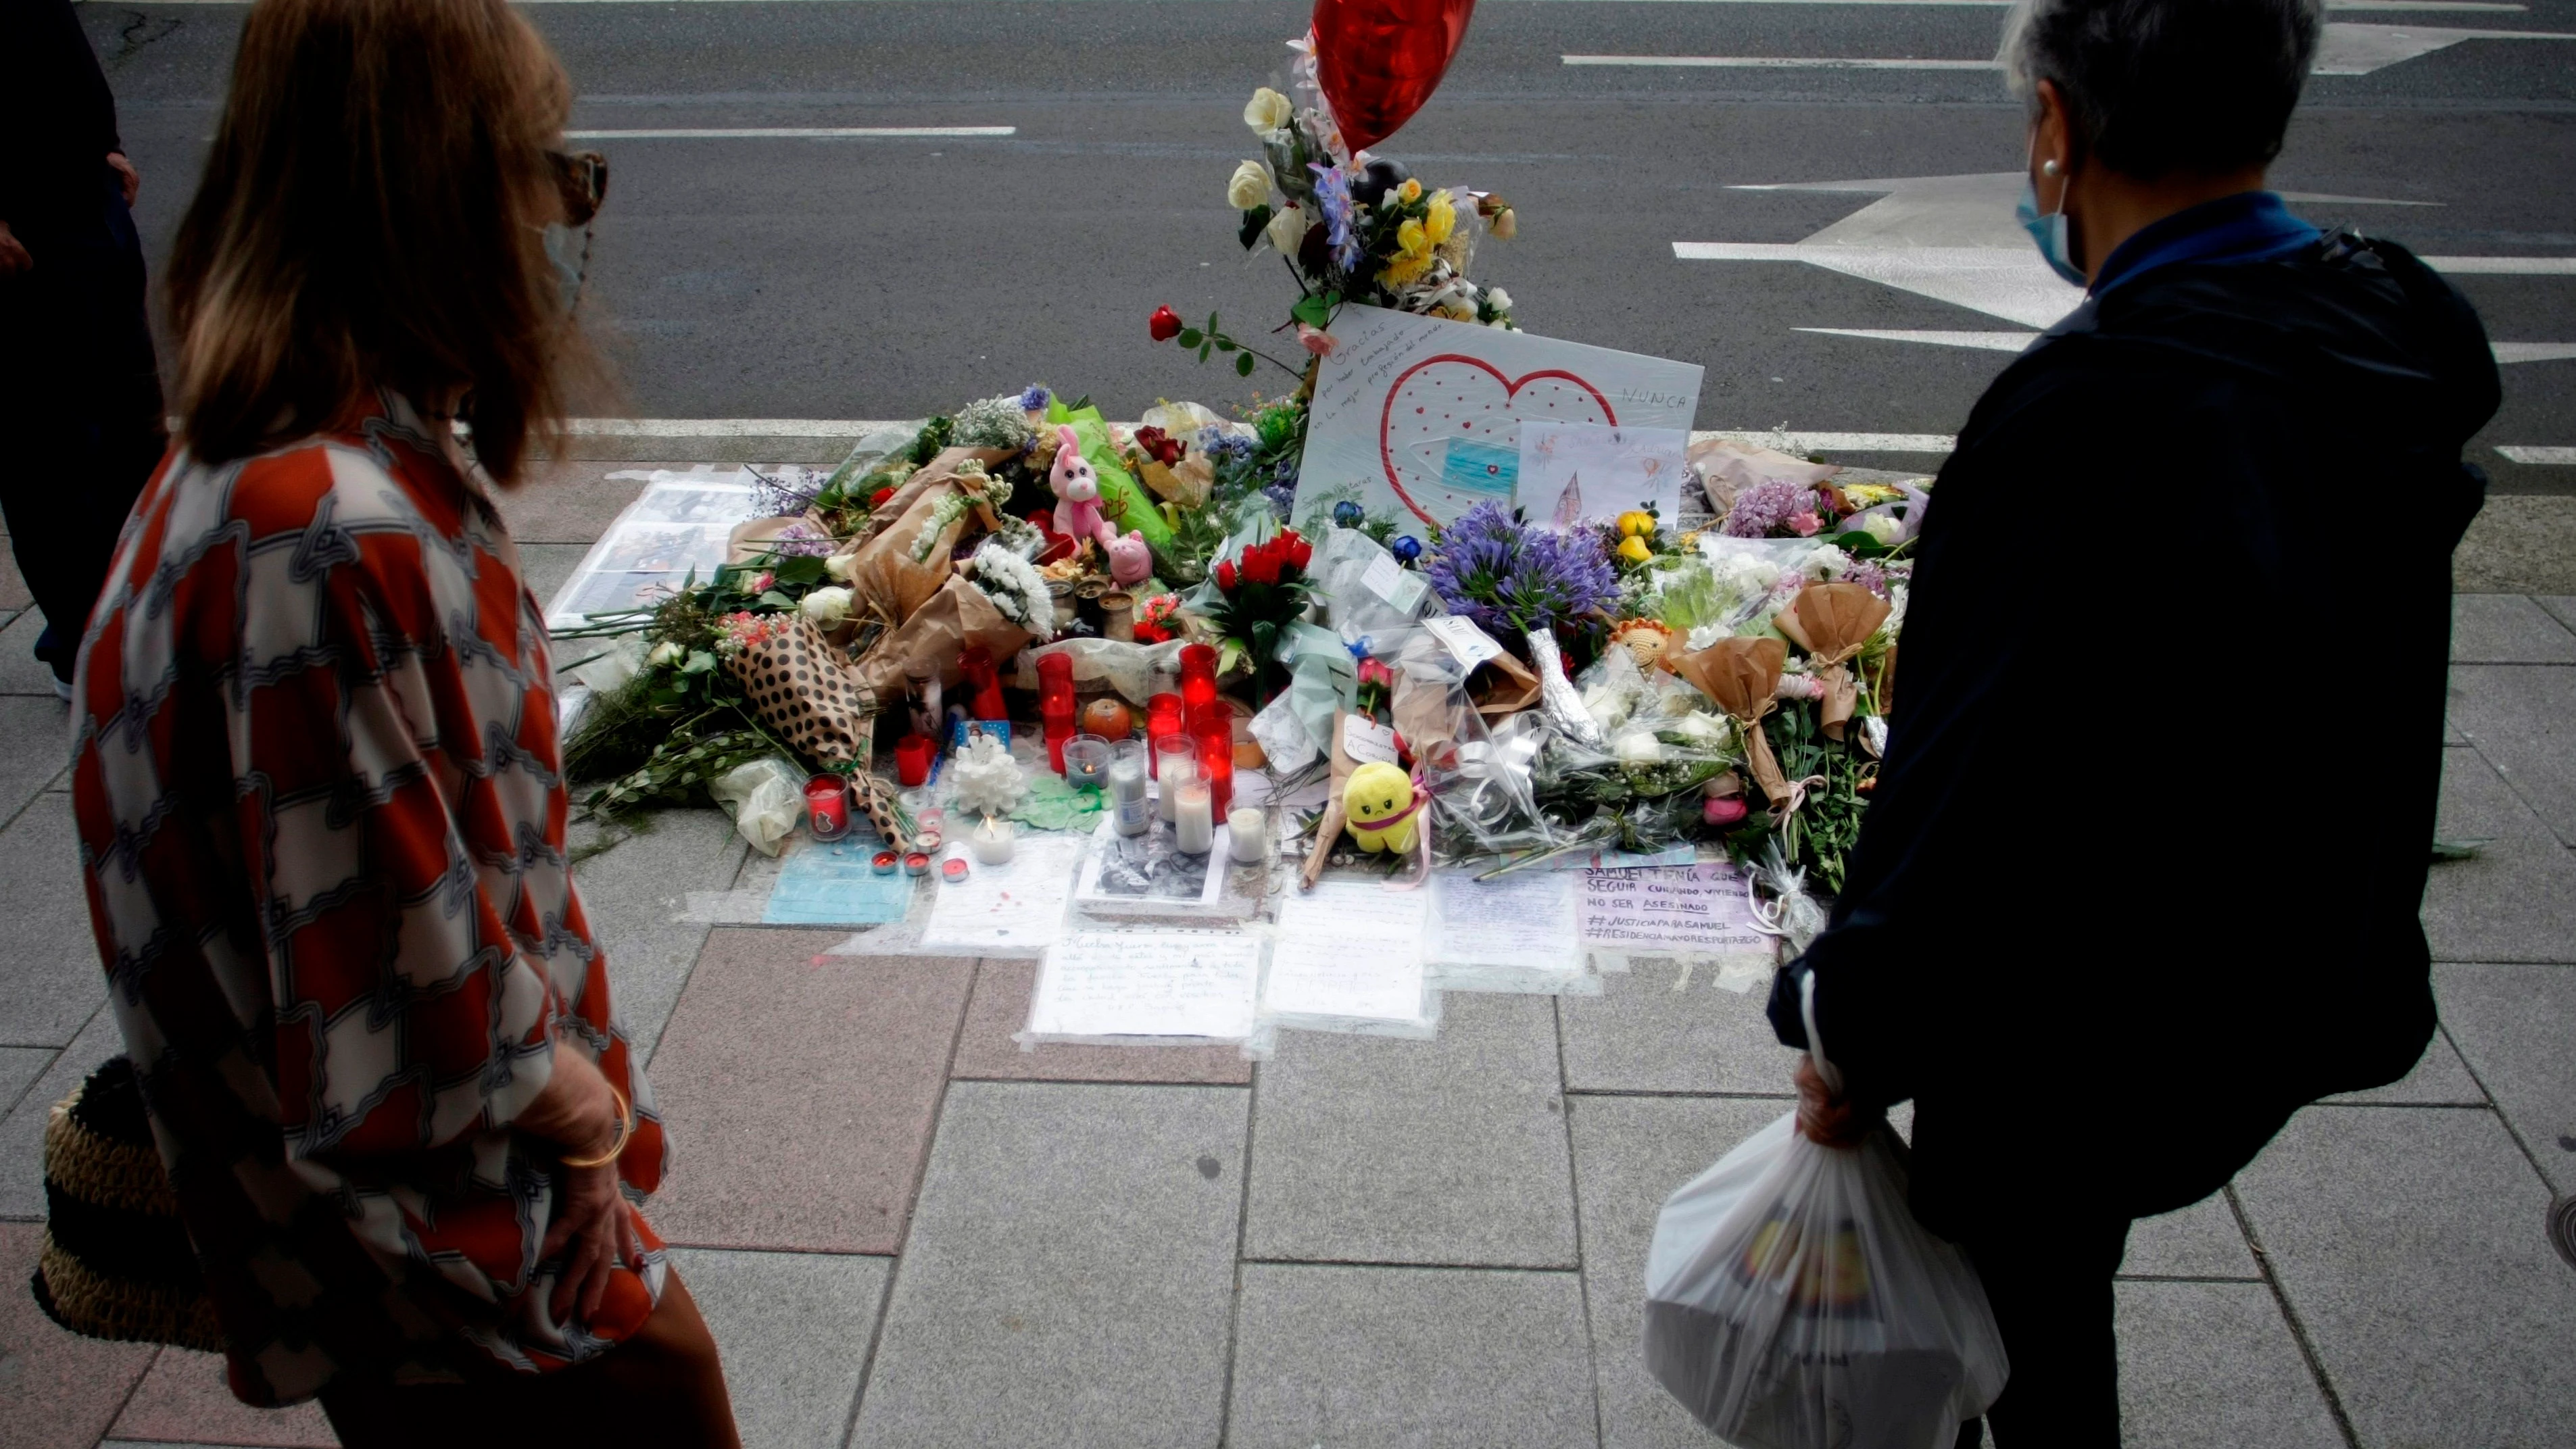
xmin=1642 ymin=975 xmax=2006 ymax=1448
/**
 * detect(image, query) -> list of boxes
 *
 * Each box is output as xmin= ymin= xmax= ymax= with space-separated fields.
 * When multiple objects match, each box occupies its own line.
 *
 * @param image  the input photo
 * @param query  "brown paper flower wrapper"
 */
xmin=1298 ymin=712 xmax=1363 ymax=891
xmin=1467 ymin=649 xmax=1542 ymax=720
xmin=725 ymin=613 xmax=877 ymax=770
xmin=833 ymin=446 xmax=1015 ymax=623
xmin=1775 ymin=582 xmax=1891 ymax=741
xmin=854 ymin=572 xmax=1032 ymax=698
xmin=1673 ymin=636 xmax=1793 ymax=808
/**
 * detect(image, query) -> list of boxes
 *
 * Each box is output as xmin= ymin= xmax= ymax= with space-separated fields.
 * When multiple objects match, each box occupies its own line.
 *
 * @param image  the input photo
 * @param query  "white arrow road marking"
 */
xmin=1799 ymin=329 xmax=2576 ymax=365
xmin=2498 ymin=447 xmax=2576 ymax=463
xmin=2311 ymin=22 xmax=2576 ymax=71
xmin=1674 ymin=171 xmax=2573 ymax=330
xmin=561 ymin=127 xmax=1015 ymax=140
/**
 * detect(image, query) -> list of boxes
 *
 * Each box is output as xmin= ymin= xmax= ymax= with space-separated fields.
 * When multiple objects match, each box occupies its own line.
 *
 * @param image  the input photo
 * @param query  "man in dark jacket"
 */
xmin=0 ymin=0 xmax=166 ymax=696
xmin=1766 ymin=0 xmax=2496 ymax=1442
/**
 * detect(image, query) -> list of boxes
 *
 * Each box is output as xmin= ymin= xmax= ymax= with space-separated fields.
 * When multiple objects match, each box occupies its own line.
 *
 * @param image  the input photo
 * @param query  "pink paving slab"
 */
xmin=645 ymin=930 xmax=975 ymax=1254
xmin=0 ymin=1223 xmax=157 ymax=1449
xmin=950 ymin=958 xmax=1254 ymax=1085
xmin=110 ymin=1346 xmax=337 ymax=1447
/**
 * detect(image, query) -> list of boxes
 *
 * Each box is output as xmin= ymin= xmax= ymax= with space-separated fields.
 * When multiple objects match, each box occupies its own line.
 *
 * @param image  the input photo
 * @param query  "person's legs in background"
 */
xmin=1951 ymin=1215 xmax=2133 ymax=1448
xmin=0 ymin=177 xmax=165 ymax=693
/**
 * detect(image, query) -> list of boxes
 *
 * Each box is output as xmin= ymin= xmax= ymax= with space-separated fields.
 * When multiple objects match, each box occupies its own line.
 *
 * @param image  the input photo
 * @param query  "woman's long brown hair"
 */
xmin=166 ymin=0 xmax=585 ymax=485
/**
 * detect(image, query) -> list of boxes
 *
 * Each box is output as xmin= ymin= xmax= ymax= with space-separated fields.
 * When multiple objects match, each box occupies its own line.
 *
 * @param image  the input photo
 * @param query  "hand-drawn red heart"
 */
xmin=1313 ymin=0 xmax=1480 ymax=154
xmin=1378 ymin=354 xmax=1616 ymax=524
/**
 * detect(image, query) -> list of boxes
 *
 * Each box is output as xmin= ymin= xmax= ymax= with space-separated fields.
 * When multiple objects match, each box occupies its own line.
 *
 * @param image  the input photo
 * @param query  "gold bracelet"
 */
xmin=561 ymin=1085 xmax=633 ymax=1169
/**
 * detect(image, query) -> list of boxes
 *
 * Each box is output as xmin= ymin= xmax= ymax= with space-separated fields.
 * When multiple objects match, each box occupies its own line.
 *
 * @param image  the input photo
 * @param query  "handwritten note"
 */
xmin=1421 ymin=615 xmax=1505 ymax=670
xmin=1265 ymin=883 xmax=1431 ymax=1026
xmin=1428 ymin=869 xmax=1580 ymax=973
xmin=1517 ymin=421 xmax=1689 ymax=526
xmin=1578 ymin=863 xmax=1769 ymax=956
xmin=919 ymin=833 xmax=1084 ymax=951
xmin=1296 ymin=305 xmax=1704 ymax=529
xmin=1025 ymin=931 xmax=1263 ymax=1039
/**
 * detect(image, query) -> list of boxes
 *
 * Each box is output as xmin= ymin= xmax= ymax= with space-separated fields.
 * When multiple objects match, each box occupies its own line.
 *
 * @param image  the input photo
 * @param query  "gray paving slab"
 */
xmin=0 ymin=697 xmax=72 ymax=829
xmin=1247 ymin=991 xmax=1578 ymax=1269
xmin=0 ymin=1005 xmax=120 ymax=1219
xmin=566 ymin=806 xmax=747 ymax=1064
xmin=0 ymin=549 xmax=29 ymax=614
xmin=2319 ymin=1026 xmax=2488 ymax=1106
xmin=107 ymin=1346 xmax=335 ymax=1447
xmin=2114 ymin=1280 xmax=2343 ymax=1449
xmin=518 ymin=541 xmax=593 ymax=615
xmin=2120 ymin=1192 xmax=2258 ymax=1281
xmin=0 ymin=1050 xmax=50 ymax=1123
xmin=2446 ymin=664 xmax=2576 ymax=844
xmin=0 ymin=609 xmax=55 ymax=696
xmin=0 ymin=1223 xmax=158 ymax=1449
xmin=2435 ymin=963 xmax=2576 ymax=1194
xmin=1226 ymin=1264 xmax=1597 ymax=1449
xmin=1557 ymin=960 xmax=1802 ymax=1095
xmin=851 ymin=1081 xmax=1246 ymax=1449
xmin=2451 ymin=594 xmax=2576 ymax=664
xmin=0 ymin=795 xmax=110 ymax=1049
xmin=2527 ymin=595 xmax=2576 ymax=640
xmin=672 ymin=1247 xmax=888 ymax=1449
xmin=2234 ymin=1106 xmax=2576 ymax=1447
xmin=495 ymin=460 xmax=673 ymax=545
xmin=2422 ymin=747 xmax=2576 ymax=964
xmin=1565 ymin=1094 xmax=1784 ymax=1449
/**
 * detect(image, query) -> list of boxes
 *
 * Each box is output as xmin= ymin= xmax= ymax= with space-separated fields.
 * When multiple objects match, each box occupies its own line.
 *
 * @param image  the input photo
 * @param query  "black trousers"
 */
xmin=1953 ymin=1214 xmax=2135 ymax=1447
xmin=0 ymin=174 xmax=165 ymax=683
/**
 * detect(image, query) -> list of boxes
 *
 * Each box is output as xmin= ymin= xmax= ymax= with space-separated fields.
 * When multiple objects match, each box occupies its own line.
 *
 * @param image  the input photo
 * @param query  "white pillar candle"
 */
xmin=1228 ymin=807 xmax=1267 ymax=864
xmin=969 ymin=816 xmax=1015 ymax=864
xmin=1173 ymin=781 xmax=1214 ymax=855
xmin=1109 ymin=756 xmax=1150 ymax=837
xmin=1157 ymin=750 xmax=1198 ymax=823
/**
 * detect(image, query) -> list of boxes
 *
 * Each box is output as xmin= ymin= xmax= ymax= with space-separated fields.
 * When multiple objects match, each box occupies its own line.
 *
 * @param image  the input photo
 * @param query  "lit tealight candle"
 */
xmin=1173 ymin=780 xmax=1214 ymax=855
xmin=1228 ymin=806 xmax=1267 ymax=864
xmin=970 ymin=815 xmax=1016 ymax=864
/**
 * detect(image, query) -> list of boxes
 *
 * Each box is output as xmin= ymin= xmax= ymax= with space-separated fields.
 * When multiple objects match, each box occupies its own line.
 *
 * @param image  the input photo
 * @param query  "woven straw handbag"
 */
xmin=30 ymin=1057 xmax=222 ymax=1350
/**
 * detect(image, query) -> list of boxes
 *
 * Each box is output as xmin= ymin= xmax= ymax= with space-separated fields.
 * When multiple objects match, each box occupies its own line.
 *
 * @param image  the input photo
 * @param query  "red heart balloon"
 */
xmin=1312 ymin=0 xmax=1479 ymax=155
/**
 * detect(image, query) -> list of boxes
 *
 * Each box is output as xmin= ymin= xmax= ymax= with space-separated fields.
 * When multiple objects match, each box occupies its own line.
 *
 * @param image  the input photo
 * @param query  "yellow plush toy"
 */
xmin=1344 ymin=760 xmax=1421 ymax=856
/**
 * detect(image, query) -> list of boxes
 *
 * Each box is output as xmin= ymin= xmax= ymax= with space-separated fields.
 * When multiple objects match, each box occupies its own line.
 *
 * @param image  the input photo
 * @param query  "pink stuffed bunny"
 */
xmin=1049 ymin=424 xmax=1114 ymax=547
xmin=1104 ymin=529 xmax=1152 ymax=587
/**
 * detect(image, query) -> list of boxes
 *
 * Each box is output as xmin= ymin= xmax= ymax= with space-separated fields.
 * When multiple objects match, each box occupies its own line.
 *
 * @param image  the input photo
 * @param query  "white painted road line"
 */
xmin=566 ymin=418 xmax=909 ymax=437
xmin=1566 ymin=54 xmax=2002 ymax=68
xmin=2497 ymin=446 xmax=2576 ymax=464
xmin=1801 ymin=328 xmax=2576 ymax=366
xmin=2419 ymin=255 xmax=2576 ymax=274
xmin=1698 ymin=429 xmax=1957 ymax=453
xmin=562 ymin=127 xmax=1014 ymax=141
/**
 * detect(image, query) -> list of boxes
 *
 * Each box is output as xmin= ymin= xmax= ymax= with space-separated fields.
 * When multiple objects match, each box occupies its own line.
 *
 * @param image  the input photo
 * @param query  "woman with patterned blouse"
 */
xmin=69 ymin=0 xmax=738 ymax=1441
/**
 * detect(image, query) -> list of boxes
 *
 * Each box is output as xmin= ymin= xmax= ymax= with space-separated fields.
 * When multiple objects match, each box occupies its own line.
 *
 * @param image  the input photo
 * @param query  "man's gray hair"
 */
xmin=1998 ymin=0 xmax=2324 ymax=177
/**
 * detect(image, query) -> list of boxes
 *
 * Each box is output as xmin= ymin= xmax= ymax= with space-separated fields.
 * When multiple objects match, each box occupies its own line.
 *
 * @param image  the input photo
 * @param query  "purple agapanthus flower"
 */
xmin=748 ymin=465 xmax=825 ymax=519
xmin=1424 ymin=501 xmax=1618 ymax=635
xmin=1017 ymin=383 xmax=1052 ymax=412
xmin=1721 ymin=478 xmax=1823 ymax=538
xmin=769 ymin=520 xmax=836 ymax=558
xmin=1308 ymin=162 xmax=1363 ymax=271
xmin=1261 ymin=480 xmax=1298 ymax=521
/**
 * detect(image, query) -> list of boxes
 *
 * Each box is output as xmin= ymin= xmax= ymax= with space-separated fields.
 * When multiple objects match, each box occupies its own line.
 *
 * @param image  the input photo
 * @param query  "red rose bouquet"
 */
xmin=1201 ymin=528 xmax=1315 ymax=698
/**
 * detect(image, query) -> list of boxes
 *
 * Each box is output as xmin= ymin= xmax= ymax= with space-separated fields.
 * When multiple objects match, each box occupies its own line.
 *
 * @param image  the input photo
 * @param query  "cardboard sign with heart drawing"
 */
xmin=1292 ymin=303 xmax=1705 ymax=531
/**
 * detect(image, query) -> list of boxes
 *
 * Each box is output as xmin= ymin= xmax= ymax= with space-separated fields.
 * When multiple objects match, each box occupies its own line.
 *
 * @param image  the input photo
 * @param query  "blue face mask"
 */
xmin=2015 ymin=154 xmax=2087 ymax=288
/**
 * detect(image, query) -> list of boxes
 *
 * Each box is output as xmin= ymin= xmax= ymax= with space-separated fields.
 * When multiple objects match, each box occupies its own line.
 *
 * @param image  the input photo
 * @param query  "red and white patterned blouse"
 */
xmin=70 ymin=397 xmax=669 ymax=1406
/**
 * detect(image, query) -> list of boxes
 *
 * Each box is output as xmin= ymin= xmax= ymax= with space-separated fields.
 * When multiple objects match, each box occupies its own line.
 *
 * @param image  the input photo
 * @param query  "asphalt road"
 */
xmin=83 ymin=0 xmax=2576 ymax=491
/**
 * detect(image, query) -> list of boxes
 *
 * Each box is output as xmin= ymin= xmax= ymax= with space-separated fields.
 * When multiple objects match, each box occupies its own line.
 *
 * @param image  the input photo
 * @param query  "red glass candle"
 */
xmin=1036 ymin=652 xmax=1079 ymax=772
xmin=958 ymin=645 xmax=1006 ymax=722
xmin=1144 ymin=694 xmax=1185 ymax=777
xmin=806 ymin=774 xmax=851 ymax=839
xmin=1178 ymin=642 xmax=1219 ymax=711
xmin=1195 ymin=726 xmax=1234 ymax=817
xmin=894 ymin=735 xmax=934 ymax=787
